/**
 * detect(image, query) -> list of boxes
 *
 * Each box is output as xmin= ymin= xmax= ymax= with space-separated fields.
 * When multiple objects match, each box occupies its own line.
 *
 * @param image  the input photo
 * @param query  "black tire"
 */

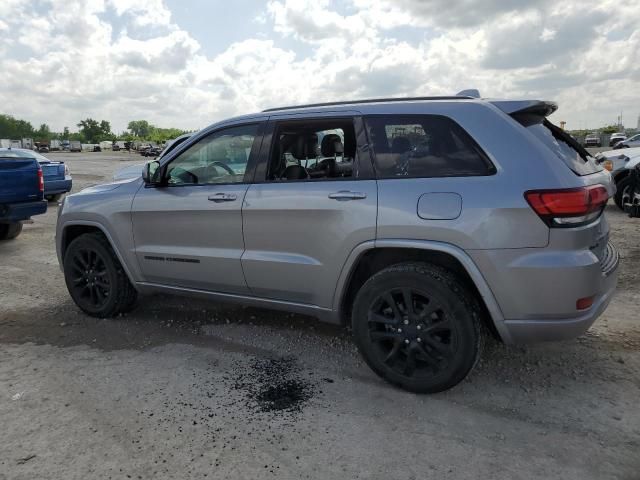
xmin=63 ymin=233 xmax=138 ymax=317
xmin=614 ymin=176 xmax=634 ymax=210
xmin=46 ymin=194 xmax=62 ymax=202
xmin=0 ymin=222 xmax=23 ymax=240
xmin=352 ymin=263 xmax=483 ymax=393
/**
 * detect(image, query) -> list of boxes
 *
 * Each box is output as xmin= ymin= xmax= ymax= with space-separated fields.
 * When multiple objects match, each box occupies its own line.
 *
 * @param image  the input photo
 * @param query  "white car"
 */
xmin=609 ymin=132 xmax=627 ymax=147
xmin=596 ymin=147 xmax=640 ymax=209
xmin=614 ymin=133 xmax=640 ymax=149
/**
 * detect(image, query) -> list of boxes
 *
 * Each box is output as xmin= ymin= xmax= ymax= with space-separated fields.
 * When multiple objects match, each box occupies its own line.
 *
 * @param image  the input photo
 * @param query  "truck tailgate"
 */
xmin=39 ymin=161 xmax=66 ymax=181
xmin=0 ymin=158 xmax=42 ymax=203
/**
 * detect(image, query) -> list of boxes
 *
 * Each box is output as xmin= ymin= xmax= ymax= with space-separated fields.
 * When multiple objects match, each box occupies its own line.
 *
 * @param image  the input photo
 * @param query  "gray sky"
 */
xmin=1 ymin=0 xmax=638 ymax=133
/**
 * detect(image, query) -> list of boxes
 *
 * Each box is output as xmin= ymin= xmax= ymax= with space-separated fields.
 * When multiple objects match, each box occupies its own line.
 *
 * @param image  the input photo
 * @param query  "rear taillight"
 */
xmin=37 ymin=167 xmax=44 ymax=192
xmin=525 ymin=185 xmax=609 ymax=227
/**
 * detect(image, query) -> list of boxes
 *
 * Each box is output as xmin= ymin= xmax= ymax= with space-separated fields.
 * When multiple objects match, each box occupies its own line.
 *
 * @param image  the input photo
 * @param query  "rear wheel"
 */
xmin=0 ymin=222 xmax=23 ymax=240
xmin=352 ymin=263 xmax=483 ymax=393
xmin=614 ymin=176 xmax=634 ymax=210
xmin=63 ymin=233 xmax=138 ymax=317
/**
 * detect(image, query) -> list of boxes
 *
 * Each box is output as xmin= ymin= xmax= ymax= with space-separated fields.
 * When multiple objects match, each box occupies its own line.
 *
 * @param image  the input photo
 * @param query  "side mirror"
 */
xmin=142 ymin=160 xmax=161 ymax=185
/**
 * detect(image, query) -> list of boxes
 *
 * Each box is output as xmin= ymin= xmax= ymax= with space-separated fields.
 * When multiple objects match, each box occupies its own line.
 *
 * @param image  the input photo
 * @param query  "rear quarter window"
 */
xmin=364 ymin=115 xmax=494 ymax=179
xmin=523 ymin=120 xmax=602 ymax=176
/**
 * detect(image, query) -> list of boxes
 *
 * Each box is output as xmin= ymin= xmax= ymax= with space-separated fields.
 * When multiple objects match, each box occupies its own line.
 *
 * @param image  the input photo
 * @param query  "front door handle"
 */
xmin=208 ymin=193 xmax=237 ymax=202
xmin=328 ymin=191 xmax=367 ymax=201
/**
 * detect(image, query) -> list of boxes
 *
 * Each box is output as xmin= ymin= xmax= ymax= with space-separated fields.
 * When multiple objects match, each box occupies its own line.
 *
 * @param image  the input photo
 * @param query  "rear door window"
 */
xmin=364 ymin=115 xmax=494 ymax=179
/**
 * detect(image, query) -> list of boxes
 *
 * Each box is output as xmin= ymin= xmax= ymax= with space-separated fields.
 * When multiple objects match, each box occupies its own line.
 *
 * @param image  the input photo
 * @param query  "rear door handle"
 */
xmin=328 ymin=191 xmax=367 ymax=201
xmin=208 ymin=193 xmax=237 ymax=202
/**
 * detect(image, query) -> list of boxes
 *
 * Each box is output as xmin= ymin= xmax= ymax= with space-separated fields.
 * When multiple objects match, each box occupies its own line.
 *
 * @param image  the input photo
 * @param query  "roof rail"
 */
xmin=262 ymin=96 xmax=475 ymax=113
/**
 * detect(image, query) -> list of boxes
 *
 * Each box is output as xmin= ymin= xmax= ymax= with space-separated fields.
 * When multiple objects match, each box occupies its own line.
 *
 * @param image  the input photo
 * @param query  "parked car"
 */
xmin=614 ymin=133 xmax=640 ymax=149
xmin=38 ymin=145 xmax=50 ymax=153
xmin=623 ymin=163 xmax=640 ymax=217
xmin=70 ymin=140 xmax=82 ymax=152
xmin=0 ymin=150 xmax=47 ymax=239
xmin=596 ymin=147 xmax=640 ymax=209
xmin=584 ymin=133 xmax=601 ymax=147
xmin=609 ymin=132 xmax=626 ymax=147
xmin=56 ymin=94 xmax=617 ymax=393
xmin=0 ymin=148 xmax=73 ymax=201
xmin=138 ymin=145 xmax=151 ymax=156
xmin=92 ymin=145 xmax=101 ymax=152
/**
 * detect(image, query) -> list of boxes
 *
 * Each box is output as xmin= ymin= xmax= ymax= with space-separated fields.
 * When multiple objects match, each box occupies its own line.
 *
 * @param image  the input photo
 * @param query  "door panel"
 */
xmin=131 ymin=184 xmax=249 ymax=293
xmin=131 ymin=122 xmax=263 ymax=293
xmin=241 ymin=180 xmax=377 ymax=306
xmin=241 ymin=115 xmax=377 ymax=308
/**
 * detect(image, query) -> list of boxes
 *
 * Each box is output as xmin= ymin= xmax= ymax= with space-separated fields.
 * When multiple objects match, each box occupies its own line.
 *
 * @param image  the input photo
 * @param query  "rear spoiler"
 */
xmin=490 ymin=100 xmax=558 ymax=118
xmin=491 ymin=100 xmax=593 ymax=160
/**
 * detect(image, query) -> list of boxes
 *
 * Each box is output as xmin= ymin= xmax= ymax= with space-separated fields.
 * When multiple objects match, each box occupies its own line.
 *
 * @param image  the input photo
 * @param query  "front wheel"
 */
xmin=0 ymin=222 xmax=23 ymax=240
xmin=614 ymin=176 xmax=634 ymax=210
xmin=352 ymin=263 xmax=483 ymax=393
xmin=63 ymin=233 xmax=138 ymax=317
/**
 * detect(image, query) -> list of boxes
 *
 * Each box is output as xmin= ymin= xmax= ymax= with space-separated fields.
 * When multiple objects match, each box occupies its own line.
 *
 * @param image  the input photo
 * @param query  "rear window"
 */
xmin=365 ymin=115 xmax=494 ymax=179
xmin=522 ymin=120 xmax=602 ymax=176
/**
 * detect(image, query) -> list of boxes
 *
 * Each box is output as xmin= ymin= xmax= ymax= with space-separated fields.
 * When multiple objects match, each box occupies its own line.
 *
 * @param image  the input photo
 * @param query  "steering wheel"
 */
xmin=169 ymin=167 xmax=198 ymax=184
xmin=210 ymin=161 xmax=235 ymax=176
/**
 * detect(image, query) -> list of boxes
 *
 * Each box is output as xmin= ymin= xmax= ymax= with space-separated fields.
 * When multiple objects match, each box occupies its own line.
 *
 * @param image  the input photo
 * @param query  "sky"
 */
xmin=0 ymin=0 xmax=639 ymax=134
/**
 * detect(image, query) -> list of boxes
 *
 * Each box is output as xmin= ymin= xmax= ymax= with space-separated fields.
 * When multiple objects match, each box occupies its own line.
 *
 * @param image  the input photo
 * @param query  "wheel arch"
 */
xmin=333 ymin=240 xmax=509 ymax=342
xmin=614 ymin=169 xmax=630 ymax=184
xmin=59 ymin=221 xmax=137 ymax=287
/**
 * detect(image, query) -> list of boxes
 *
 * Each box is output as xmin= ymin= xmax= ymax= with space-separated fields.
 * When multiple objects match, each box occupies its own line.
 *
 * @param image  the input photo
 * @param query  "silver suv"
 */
xmin=56 ymin=95 xmax=618 ymax=393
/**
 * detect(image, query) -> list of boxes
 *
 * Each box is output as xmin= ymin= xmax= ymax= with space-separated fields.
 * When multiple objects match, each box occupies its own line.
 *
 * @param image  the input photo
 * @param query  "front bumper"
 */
xmin=469 ymin=241 xmax=619 ymax=344
xmin=0 ymin=200 xmax=48 ymax=222
xmin=44 ymin=178 xmax=72 ymax=196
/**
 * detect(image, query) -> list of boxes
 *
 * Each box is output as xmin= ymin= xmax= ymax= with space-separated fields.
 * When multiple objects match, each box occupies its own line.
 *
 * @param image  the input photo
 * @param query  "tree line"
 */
xmin=0 ymin=114 xmax=191 ymax=144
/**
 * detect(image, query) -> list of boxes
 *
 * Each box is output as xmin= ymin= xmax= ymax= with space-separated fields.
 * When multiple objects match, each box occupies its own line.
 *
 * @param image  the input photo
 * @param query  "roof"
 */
xmin=262 ymin=95 xmax=475 ymax=113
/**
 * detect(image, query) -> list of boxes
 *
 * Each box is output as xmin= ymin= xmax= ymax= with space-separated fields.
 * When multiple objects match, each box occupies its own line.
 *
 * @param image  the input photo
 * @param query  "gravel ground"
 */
xmin=0 ymin=152 xmax=639 ymax=480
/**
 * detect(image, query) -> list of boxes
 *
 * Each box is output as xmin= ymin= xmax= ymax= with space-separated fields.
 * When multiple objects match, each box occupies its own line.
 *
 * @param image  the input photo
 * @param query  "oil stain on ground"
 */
xmin=233 ymin=357 xmax=315 ymax=414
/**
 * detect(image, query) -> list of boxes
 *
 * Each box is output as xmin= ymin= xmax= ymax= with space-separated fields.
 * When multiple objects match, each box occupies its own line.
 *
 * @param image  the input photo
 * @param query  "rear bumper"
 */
xmin=501 ymin=265 xmax=617 ymax=343
xmin=469 ymin=241 xmax=619 ymax=344
xmin=0 ymin=200 xmax=47 ymax=222
xmin=44 ymin=178 xmax=72 ymax=196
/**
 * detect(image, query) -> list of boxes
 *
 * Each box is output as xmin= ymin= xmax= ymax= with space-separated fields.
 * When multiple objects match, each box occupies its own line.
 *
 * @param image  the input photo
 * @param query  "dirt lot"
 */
xmin=1 ymin=152 xmax=639 ymax=480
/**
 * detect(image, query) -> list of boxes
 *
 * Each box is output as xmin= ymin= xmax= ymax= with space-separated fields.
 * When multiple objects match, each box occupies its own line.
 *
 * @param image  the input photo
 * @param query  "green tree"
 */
xmin=127 ymin=120 xmax=151 ymax=138
xmin=62 ymin=127 xmax=70 ymax=139
xmin=601 ymin=125 xmax=619 ymax=134
xmin=77 ymin=118 xmax=112 ymax=143
xmin=0 ymin=114 xmax=35 ymax=138
xmin=36 ymin=123 xmax=51 ymax=140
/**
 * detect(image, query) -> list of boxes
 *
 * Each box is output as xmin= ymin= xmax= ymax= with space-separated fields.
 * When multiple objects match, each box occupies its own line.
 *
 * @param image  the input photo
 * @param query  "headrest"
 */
xmin=288 ymin=135 xmax=306 ymax=160
xmin=305 ymin=133 xmax=319 ymax=158
xmin=321 ymin=134 xmax=344 ymax=157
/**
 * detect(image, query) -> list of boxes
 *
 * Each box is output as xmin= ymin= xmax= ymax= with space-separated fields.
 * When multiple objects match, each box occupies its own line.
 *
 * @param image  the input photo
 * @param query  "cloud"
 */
xmin=0 ymin=0 xmax=638 ymax=133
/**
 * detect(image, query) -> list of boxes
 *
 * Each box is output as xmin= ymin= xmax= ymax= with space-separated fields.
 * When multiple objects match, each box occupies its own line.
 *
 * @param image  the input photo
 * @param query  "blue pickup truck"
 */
xmin=0 ymin=148 xmax=73 ymax=201
xmin=0 ymin=151 xmax=48 ymax=240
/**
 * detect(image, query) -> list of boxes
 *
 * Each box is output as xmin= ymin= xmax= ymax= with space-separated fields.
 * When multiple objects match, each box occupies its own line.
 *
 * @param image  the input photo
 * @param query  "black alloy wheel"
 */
xmin=367 ymin=287 xmax=456 ymax=378
xmin=63 ymin=233 xmax=138 ymax=317
xmin=352 ymin=263 xmax=482 ymax=393
xmin=68 ymin=247 xmax=112 ymax=311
